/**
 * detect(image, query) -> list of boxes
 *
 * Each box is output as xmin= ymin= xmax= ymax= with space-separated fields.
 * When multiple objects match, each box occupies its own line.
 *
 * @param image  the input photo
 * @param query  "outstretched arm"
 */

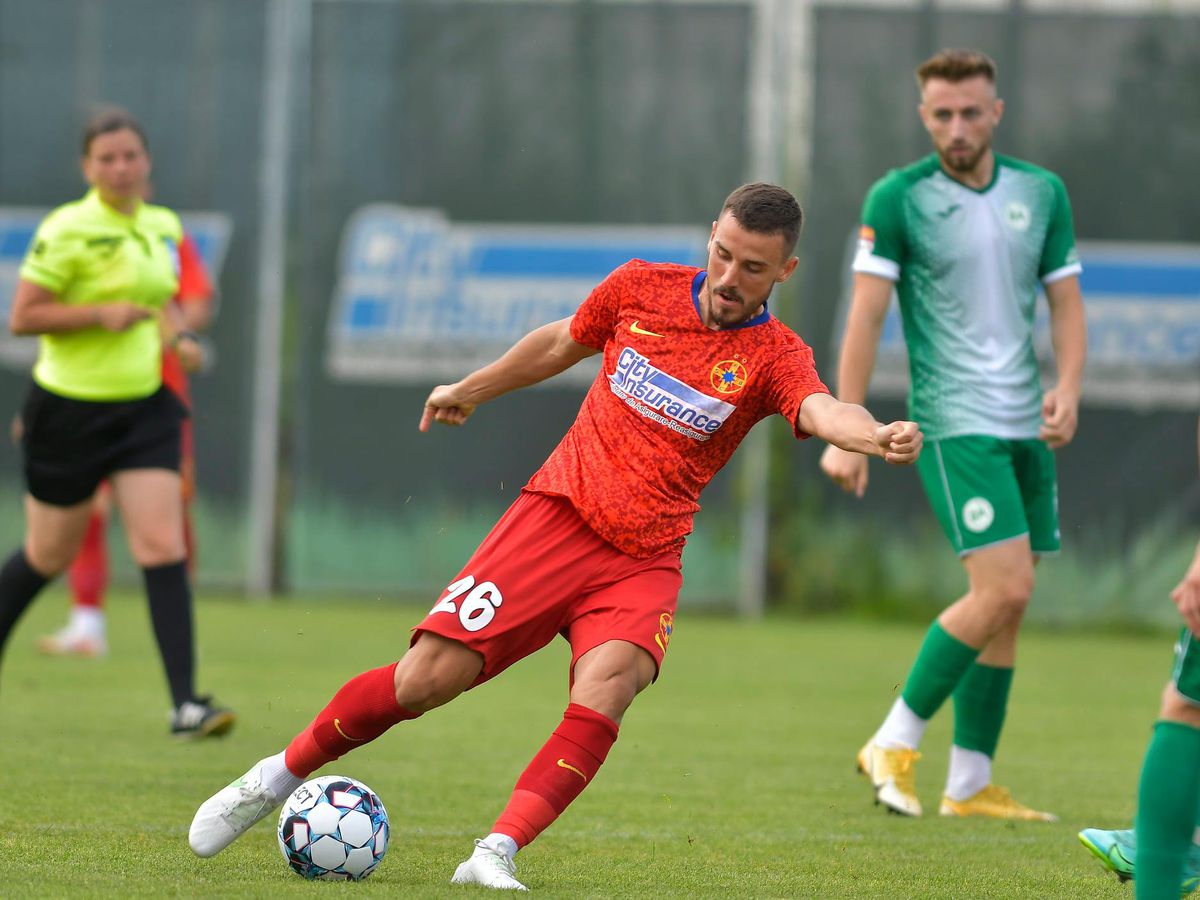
xmin=419 ymin=316 xmax=598 ymax=431
xmin=819 ymin=273 xmax=895 ymax=495
xmin=1040 ymin=275 xmax=1086 ymax=449
xmin=799 ymin=392 xmax=922 ymax=465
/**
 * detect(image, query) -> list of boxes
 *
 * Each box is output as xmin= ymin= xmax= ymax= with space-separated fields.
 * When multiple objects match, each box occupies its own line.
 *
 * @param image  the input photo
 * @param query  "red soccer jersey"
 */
xmin=525 ymin=259 xmax=829 ymax=557
xmin=160 ymin=232 xmax=214 ymax=407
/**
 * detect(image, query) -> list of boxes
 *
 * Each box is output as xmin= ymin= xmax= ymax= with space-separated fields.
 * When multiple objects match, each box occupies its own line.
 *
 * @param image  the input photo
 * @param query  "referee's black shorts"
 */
xmin=19 ymin=381 xmax=187 ymax=507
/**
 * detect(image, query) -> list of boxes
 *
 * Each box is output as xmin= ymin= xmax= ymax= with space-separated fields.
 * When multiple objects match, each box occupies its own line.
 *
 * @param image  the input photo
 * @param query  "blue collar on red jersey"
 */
xmin=691 ymin=270 xmax=771 ymax=329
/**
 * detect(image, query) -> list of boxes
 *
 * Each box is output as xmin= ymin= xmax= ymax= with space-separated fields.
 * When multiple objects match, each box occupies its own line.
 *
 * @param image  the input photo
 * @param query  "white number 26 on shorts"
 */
xmin=429 ymin=575 xmax=504 ymax=632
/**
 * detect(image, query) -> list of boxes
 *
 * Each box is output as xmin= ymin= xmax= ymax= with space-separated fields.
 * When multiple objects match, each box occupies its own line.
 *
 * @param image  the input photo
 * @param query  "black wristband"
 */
xmin=171 ymin=330 xmax=200 ymax=347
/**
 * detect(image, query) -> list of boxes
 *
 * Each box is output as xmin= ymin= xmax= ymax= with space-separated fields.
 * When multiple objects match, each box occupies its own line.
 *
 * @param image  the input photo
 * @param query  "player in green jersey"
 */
xmin=1078 ymin=426 xmax=1200 ymax=899
xmin=820 ymin=49 xmax=1087 ymax=820
xmin=0 ymin=108 xmax=233 ymax=738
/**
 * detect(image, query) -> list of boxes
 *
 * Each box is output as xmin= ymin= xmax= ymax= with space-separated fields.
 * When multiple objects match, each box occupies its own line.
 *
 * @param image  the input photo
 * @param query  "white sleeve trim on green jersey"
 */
xmin=1041 ymin=262 xmax=1082 ymax=285
xmin=851 ymin=249 xmax=900 ymax=282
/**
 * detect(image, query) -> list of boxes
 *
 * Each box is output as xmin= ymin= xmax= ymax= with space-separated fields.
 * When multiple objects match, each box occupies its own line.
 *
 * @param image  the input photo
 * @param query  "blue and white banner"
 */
xmin=833 ymin=238 xmax=1200 ymax=410
xmin=0 ymin=207 xmax=233 ymax=370
xmin=326 ymin=205 xmax=708 ymax=386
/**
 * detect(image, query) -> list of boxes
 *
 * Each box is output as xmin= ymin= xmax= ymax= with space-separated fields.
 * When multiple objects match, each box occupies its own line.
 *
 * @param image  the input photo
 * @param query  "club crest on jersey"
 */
xmin=654 ymin=612 xmax=674 ymax=652
xmin=1004 ymin=201 xmax=1031 ymax=232
xmin=609 ymin=347 xmax=735 ymax=441
xmin=710 ymin=359 xmax=748 ymax=394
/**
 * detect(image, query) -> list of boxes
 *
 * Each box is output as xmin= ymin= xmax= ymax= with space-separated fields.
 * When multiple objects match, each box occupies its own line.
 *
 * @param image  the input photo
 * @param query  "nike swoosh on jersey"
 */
xmin=629 ymin=320 xmax=665 ymax=338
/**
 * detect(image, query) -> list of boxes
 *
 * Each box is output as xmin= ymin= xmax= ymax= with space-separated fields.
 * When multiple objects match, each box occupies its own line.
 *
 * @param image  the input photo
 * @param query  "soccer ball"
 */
xmin=277 ymin=775 xmax=390 ymax=880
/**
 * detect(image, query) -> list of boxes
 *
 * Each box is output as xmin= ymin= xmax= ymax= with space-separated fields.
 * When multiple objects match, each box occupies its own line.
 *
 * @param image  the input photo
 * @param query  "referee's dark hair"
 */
xmin=720 ymin=182 xmax=803 ymax=256
xmin=82 ymin=107 xmax=148 ymax=156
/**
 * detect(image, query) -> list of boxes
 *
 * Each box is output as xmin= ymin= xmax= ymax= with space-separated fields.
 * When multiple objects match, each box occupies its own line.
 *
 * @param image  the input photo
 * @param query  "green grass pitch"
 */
xmin=0 ymin=589 xmax=1165 ymax=897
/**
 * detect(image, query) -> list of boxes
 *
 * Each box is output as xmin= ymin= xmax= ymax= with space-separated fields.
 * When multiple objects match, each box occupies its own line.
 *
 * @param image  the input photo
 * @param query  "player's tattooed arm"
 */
xmin=419 ymin=316 xmax=598 ymax=431
xmin=800 ymin=392 xmax=922 ymax=471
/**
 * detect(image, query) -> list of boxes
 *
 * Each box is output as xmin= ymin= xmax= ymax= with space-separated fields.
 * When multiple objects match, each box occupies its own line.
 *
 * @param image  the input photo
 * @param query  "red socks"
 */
xmin=284 ymin=663 xmax=420 ymax=777
xmin=68 ymin=510 xmax=108 ymax=609
xmin=492 ymin=703 xmax=619 ymax=848
xmin=283 ymin=680 xmax=619 ymax=851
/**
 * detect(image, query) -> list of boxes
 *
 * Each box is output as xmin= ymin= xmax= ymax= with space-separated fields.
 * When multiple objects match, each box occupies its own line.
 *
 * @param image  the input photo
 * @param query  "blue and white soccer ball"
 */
xmin=277 ymin=775 xmax=390 ymax=880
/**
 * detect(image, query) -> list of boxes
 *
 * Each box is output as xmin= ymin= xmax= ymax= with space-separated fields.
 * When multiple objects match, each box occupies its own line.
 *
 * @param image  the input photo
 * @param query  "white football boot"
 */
xmin=189 ymin=758 xmax=283 ymax=857
xmin=37 ymin=624 xmax=107 ymax=657
xmin=451 ymin=838 xmax=528 ymax=891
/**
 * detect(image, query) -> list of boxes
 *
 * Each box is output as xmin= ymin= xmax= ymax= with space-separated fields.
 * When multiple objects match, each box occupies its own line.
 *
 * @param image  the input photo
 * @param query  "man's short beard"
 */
xmin=941 ymin=144 xmax=987 ymax=173
xmin=709 ymin=286 xmax=768 ymax=328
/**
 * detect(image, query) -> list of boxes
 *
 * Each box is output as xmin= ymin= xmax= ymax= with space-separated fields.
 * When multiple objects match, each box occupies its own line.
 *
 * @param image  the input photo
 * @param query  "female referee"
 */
xmin=0 ymin=108 xmax=233 ymax=738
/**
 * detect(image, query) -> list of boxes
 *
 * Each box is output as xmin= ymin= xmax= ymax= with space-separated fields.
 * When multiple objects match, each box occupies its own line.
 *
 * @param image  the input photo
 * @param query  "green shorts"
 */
xmin=1172 ymin=628 xmax=1200 ymax=705
xmin=916 ymin=435 xmax=1060 ymax=557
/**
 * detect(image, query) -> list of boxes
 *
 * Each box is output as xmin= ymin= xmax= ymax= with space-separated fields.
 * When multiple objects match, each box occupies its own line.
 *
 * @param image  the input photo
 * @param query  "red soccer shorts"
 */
xmin=412 ymin=491 xmax=681 ymax=687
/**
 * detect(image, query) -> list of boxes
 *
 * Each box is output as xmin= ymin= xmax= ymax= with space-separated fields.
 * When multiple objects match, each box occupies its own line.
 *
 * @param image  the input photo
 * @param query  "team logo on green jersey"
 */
xmin=1004 ymin=202 xmax=1031 ymax=232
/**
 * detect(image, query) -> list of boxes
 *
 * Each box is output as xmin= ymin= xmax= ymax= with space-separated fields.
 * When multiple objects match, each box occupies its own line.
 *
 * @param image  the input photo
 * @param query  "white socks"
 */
xmin=874 ymin=697 xmax=929 ymax=750
xmin=479 ymin=833 xmax=519 ymax=859
xmin=875 ymin=701 xmax=994 ymax=800
xmin=68 ymin=606 xmax=105 ymax=639
xmin=944 ymin=745 xmax=992 ymax=801
xmin=259 ymin=751 xmax=304 ymax=800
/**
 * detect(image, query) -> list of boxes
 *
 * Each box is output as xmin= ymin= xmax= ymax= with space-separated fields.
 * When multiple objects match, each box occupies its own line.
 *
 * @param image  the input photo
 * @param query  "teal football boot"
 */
xmin=1079 ymin=828 xmax=1200 ymax=894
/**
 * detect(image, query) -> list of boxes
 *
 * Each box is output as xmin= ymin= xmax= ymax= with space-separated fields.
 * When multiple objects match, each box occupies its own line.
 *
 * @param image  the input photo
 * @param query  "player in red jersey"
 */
xmin=188 ymin=183 xmax=923 ymax=889
xmin=36 ymin=230 xmax=213 ymax=657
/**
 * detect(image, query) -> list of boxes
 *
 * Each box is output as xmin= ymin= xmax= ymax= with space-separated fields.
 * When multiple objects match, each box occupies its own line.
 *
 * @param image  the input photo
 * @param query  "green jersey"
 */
xmin=853 ymin=153 xmax=1081 ymax=441
xmin=19 ymin=189 xmax=182 ymax=401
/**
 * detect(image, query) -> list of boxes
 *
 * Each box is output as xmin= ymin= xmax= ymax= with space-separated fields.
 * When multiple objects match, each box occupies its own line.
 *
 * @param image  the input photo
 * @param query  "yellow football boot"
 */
xmin=857 ymin=739 xmax=922 ymax=816
xmin=939 ymin=784 xmax=1058 ymax=821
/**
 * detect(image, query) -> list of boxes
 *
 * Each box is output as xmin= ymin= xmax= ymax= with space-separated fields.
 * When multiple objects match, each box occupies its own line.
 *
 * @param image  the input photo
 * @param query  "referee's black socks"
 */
xmin=0 ymin=549 xmax=50 ymax=659
xmin=142 ymin=560 xmax=196 ymax=709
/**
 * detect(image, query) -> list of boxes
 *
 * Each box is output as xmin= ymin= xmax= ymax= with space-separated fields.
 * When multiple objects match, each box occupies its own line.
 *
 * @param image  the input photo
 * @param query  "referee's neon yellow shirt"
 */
xmin=19 ymin=188 xmax=183 ymax=401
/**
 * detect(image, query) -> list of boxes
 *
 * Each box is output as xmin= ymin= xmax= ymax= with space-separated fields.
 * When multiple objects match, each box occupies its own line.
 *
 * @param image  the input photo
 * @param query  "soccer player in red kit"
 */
xmin=37 ymin=231 xmax=213 ymax=657
xmin=188 ymin=183 xmax=923 ymax=890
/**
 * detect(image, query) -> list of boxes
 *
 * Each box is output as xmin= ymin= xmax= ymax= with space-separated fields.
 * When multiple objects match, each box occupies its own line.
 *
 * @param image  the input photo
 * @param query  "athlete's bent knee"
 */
xmin=570 ymin=675 xmax=639 ymax=723
xmin=393 ymin=632 xmax=482 ymax=713
xmin=981 ymin=576 xmax=1033 ymax=624
xmin=570 ymin=643 xmax=656 ymax=723
xmin=23 ymin=540 xmax=72 ymax=577
xmin=1159 ymin=682 xmax=1200 ymax=728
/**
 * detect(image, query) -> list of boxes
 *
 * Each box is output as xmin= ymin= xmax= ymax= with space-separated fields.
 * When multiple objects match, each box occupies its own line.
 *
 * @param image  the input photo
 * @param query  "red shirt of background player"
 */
xmin=159 ymin=232 xmax=213 ymax=407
